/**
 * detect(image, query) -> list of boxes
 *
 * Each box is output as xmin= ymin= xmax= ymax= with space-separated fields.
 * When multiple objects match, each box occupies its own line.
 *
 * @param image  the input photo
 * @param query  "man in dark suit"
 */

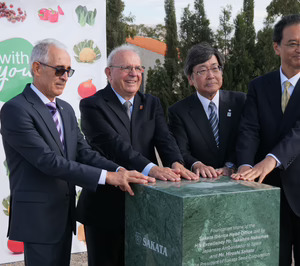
xmin=76 ymin=44 xmax=198 ymax=266
xmin=169 ymin=43 xmax=246 ymax=178
xmin=0 ymin=39 xmax=153 ymax=266
xmin=232 ymin=15 xmax=300 ymax=265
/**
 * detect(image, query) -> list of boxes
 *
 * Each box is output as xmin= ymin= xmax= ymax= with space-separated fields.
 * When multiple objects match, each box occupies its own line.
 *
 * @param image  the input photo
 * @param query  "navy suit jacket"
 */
xmin=168 ymin=90 xmax=246 ymax=169
xmin=0 ymin=84 xmax=118 ymax=244
xmin=236 ymin=70 xmax=300 ymax=216
xmin=76 ymin=84 xmax=183 ymax=229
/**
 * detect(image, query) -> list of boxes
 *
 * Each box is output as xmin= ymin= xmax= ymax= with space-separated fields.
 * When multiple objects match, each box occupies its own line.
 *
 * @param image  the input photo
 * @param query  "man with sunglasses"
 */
xmin=76 ymin=44 xmax=198 ymax=266
xmin=168 ymin=43 xmax=246 ymax=178
xmin=0 ymin=39 xmax=154 ymax=266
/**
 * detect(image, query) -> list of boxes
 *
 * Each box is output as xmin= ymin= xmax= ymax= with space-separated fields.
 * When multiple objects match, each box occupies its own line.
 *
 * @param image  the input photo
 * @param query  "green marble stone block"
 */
xmin=125 ymin=177 xmax=280 ymax=266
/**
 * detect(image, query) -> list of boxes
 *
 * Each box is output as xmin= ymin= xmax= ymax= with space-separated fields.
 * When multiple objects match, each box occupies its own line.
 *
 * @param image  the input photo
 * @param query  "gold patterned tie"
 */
xmin=282 ymin=81 xmax=291 ymax=113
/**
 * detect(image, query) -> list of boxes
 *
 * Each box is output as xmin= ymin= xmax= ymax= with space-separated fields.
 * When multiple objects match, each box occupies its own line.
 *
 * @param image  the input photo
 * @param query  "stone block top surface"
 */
xmin=139 ymin=176 xmax=280 ymax=198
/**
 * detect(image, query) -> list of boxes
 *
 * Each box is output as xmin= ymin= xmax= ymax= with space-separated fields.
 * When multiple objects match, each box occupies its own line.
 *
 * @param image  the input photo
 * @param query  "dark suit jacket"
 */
xmin=168 ymin=90 xmax=246 ymax=169
xmin=236 ymin=70 xmax=300 ymax=216
xmin=76 ymin=84 xmax=183 ymax=229
xmin=0 ymin=84 xmax=119 ymax=244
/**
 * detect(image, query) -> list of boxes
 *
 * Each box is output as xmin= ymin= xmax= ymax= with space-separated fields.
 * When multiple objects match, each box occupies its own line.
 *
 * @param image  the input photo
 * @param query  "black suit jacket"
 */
xmin=168 ymin=90 xmax=246 ymax=170
xmin=76 ymin=84 xmax=183 ymax=228
xmin=236 ymin=70 xmax=300 ymax=216
xmin=0 ymin=84 xmax=118 ymax=244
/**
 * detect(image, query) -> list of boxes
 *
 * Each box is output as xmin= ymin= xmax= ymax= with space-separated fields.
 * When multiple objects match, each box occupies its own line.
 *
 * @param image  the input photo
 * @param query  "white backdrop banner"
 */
xmin=0 ymin=0 xmax=107 ymax=263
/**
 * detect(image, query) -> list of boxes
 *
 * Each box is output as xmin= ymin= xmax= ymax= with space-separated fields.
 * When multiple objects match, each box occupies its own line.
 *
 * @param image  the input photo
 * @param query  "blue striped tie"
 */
xmin=46 ymin=102 xmax=65 ymax=149
xmin=209 ymin=101 xmax=219 ymax=147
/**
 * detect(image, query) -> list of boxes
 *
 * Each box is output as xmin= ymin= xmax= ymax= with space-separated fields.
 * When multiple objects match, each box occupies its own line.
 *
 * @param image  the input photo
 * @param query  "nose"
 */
xmin=128 ymin=68 xmax=138 ymax=76
xmin=60 ymin=71 xmax=69 ymax=80
xmin=206 ymin=69 xmax=215 ymax=78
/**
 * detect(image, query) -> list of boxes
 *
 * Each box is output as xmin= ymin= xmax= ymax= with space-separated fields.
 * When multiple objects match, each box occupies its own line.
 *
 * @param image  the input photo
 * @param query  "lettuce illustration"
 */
xmin=75 ymin=5 xmax=97 ymax=26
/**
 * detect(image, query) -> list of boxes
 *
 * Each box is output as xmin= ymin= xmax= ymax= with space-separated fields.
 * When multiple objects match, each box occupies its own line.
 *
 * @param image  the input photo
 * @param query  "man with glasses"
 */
xmin=0 ymin=39 xmax=154 ymax=266
xmin=232 ymin=14 xmax=300 ymax=265
xmin=76 ymin=44 xmax=198 ymax=266
xmin=169 ymin=42 xmax=246 ymax=178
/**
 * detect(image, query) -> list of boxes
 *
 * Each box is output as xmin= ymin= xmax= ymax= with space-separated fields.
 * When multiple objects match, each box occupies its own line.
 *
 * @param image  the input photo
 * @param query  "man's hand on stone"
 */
xmin=172 ymin=162 xmax=199 ymax=180
xmin=106 ymin=168 xmax=156 ymax=196
xmin=149 ymin=165 xmax=181 ymax=182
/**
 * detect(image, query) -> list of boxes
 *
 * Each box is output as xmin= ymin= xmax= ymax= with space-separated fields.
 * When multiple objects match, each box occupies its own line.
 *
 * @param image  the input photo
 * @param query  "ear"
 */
xmin=187 ymin=75 xmax=195 ymax=87
xmin=273 ymin=42 xmax=281 ymax=56
xmin=32 ymin=61 xmax=41 ymax=77
xmin=105 ymin=67 xmax=112 ymax=82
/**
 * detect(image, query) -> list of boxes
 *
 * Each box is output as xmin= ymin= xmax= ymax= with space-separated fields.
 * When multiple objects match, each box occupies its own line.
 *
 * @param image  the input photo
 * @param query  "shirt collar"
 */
xmin=30 ymin=84 xmax=56 ymax=104
xmin=111 ymin=87 xmax=134 ymax=105
xmin=196 ymin=90 xmax=219 ymax=114
xmin=280 ymin=66 xmax=300 ymax=88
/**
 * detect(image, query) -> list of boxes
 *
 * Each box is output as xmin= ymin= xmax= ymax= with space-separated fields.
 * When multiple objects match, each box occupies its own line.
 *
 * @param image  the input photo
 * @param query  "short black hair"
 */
xmin=273 ymin=14 xmax=300 ymax=44
xmin=184 ymin=42 xmax=224 ymax=77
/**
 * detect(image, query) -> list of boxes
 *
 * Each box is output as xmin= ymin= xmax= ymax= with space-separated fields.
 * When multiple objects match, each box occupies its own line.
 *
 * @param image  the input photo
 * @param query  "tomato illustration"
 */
xmin=7 ymin=240 xmax=24 ymax=254
xmin=78 ymin=79 xmax=97 ymax=98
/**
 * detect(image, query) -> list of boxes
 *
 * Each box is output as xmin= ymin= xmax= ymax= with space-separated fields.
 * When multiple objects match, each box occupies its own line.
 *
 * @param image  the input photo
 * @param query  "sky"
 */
xmin=123 ymin=0 xmax=272 ymax=32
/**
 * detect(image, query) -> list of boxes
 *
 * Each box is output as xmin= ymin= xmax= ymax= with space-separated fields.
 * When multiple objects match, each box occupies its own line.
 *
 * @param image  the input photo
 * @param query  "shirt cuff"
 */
xmin=142 ymin=163 xmax=156 ymax=176
xmin=238 ymin=164 xmax=253 ymax=171
xmin=266 ymin=153 xmax=281 ymax=167
xmin=191 ymin=161 xmax=201 ymax=171
xmin=98 ymin=170 xmax=107 ymax=185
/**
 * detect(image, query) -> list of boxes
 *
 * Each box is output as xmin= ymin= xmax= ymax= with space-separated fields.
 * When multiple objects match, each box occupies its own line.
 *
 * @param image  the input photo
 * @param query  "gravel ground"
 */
xmin=1 ymin=252 xmax=88 ymax=266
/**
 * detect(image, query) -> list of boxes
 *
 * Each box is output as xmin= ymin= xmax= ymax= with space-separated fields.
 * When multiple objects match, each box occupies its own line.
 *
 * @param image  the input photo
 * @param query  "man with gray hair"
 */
xmin=76 ymin=44 xmax=198 ymax=266
xmin=169 ymin=42 xmax=246 ymax=177
xmin=0 ymin=39 xmax=153 ymax=266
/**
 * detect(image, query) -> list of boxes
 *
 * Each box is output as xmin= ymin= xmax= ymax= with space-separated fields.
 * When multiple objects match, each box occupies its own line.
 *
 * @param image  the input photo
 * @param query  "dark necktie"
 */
xmin=123 ymin=101 xmax=132 ymax=120
xmin=208 ymin=101 xmax=219 ymax=147
xmin=46 ymin=102 xmax=65 ymax=149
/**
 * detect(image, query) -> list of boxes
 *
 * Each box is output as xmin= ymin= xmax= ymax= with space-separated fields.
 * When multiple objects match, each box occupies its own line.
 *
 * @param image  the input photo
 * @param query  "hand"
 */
xmin=231 ymin=165 xmax=251 ymax=180
xmin=106 ymin=168 xmax=156 ymax=196
xmin=231 ymin=157 xmax=276 ymax=183
xmin=217 ymin=167 xmax=233 ymax=177
xmin=149 ymin=165 xmax=181 ymax=182
xmin=171 ymin=162 xmax=199 ymax=180
xmin=192 ymin=162 xmax=220 ymax=178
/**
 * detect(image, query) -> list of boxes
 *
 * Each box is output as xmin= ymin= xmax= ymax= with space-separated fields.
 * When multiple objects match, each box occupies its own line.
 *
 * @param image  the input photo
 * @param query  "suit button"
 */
xmin=66 ymin=193 xmax=69 ymax=197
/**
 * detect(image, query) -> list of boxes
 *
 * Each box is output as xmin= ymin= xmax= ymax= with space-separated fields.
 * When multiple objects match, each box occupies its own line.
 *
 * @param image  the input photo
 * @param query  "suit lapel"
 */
xmin=281 ymin=78 xmax=300 ymax=130
xmin=188 ymin=93 xmax=218 ymax=154
xmin=218 ymin=91 xmax=232 ymax=158
xmin=265 ymin=71 xmax=282 ymax=120
xmin=131 ymin=92 xmax=143 ymax=144
xmin=23 ymin=85 xmax=65 ymax=155
xmin=102 ymin=85 xmax=131 ymax=134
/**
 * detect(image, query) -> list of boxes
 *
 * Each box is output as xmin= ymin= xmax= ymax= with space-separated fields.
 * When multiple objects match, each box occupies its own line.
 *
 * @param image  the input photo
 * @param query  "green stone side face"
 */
xmin=125 ymin=177 xmax=280 ymax=266
xmin=125 ymin=185 xmax=183 ymax=266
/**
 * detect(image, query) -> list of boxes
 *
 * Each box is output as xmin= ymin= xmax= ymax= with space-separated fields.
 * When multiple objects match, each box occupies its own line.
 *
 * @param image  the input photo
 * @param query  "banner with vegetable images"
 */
xmin=0 ymin=0 xmax=106 ymax=263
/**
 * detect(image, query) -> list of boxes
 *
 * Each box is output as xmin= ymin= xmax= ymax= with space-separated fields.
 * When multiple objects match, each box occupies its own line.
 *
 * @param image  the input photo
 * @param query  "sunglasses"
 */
xmin=38 ymin=62 xmax=75 ymax=77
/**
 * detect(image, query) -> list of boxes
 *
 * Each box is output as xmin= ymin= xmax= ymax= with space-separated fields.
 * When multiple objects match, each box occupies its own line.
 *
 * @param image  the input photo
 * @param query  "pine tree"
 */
xmin=215 ymin=5 xmax=234 ymax=61
xmin=266 ymin=0 xmax=300 ymax=23
xmin=164 ymin=0 xmax=179 ymax=87
xmin=106 ymin=0 xmax=135 ymax=55
xmin=223 ymin=0 xmax=256 ymax=92
xmin=179 ymin=0 xmax=214 ymax=60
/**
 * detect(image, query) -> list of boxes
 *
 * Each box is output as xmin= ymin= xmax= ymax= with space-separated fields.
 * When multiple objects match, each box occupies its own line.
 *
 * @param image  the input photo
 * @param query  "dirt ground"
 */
xmin=0 ymin=252 xmax=88 ymax=266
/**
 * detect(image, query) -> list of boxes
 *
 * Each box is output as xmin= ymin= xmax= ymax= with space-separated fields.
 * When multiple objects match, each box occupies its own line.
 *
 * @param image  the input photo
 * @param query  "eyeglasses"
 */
xmin=109 ymin=65 xmax=145 ymax=73
xmin=38 ymin=62 xmax=75 ymax=77
xmin=193 ymin=65 xmax=223 ymax=77
xmin=284 ymin=43 xmax=300 ymax=49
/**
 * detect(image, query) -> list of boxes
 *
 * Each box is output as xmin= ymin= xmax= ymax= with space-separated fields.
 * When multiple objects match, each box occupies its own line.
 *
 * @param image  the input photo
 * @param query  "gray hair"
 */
xmin=29 ymin=38 xmax=68 ymax=76
xmin=184 ymin=42 xmax=224 ymax=77
xmin=107 ymin=44 xmax=140 ymax=67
